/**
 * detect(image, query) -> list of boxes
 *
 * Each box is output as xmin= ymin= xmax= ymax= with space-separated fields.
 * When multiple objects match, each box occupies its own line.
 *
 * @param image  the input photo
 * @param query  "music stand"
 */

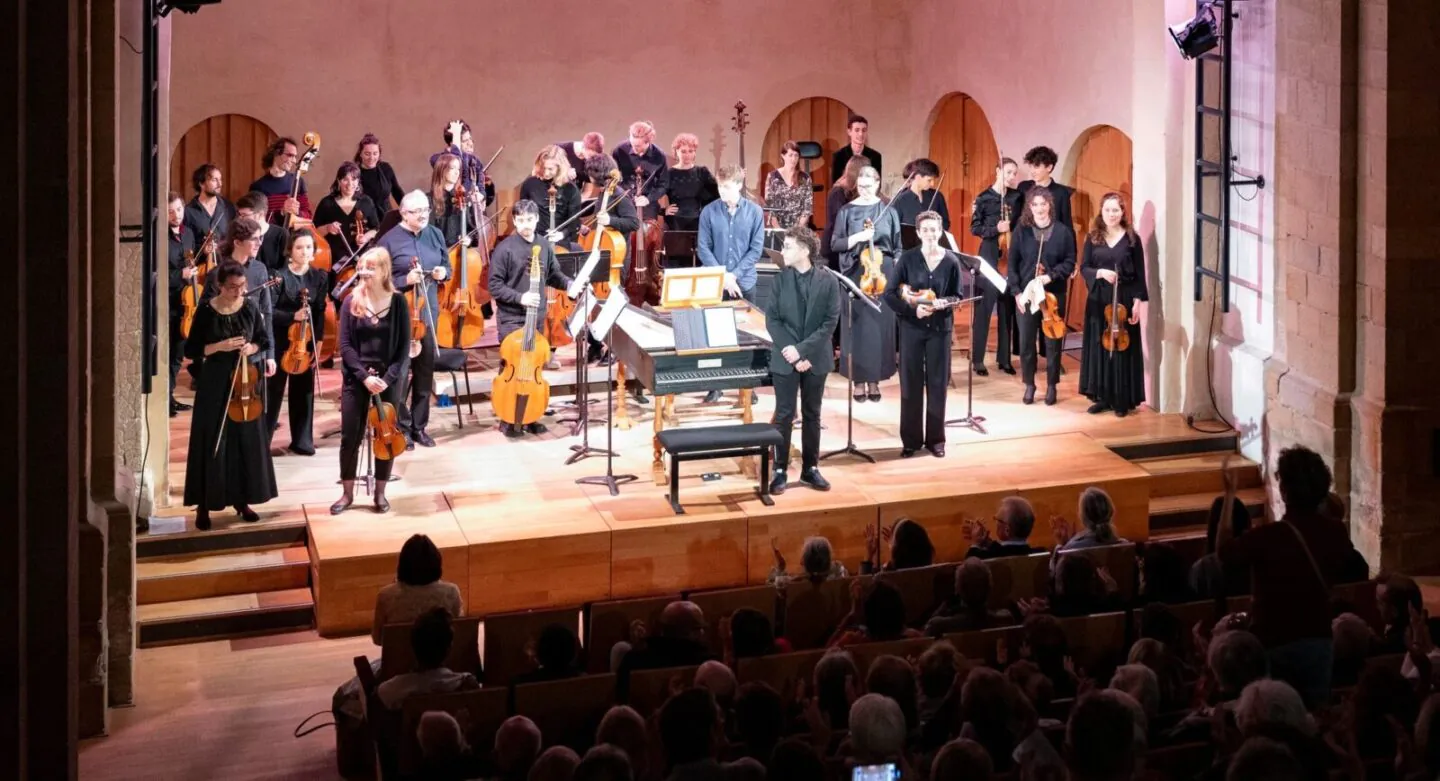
xmin=555 ymin=251 xmax=612 ymax=427
xmin=662 ymin=231 xmax=698 ymax=268
xmin=819 ymin=267 xmax=881 ymax=464
xmin=946 ymin=251 xmax=1001 ymax=436
xmin=563 ymin=290 xmax=613 ymax=463
xmin=575 ymin=294 xmax=637 ymax=495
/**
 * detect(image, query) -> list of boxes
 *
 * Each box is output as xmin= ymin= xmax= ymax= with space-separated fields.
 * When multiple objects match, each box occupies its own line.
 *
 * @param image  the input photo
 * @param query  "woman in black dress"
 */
xmin=331 ymin=248 xmax=411 ymax=515
xmin=660 ymin=132 xmax=719 ymax=233
xmin=830 ymin=165 xmax=900 ymax=401
xmin=519 ymin=145 xmax=583 ymax=249
xmin=1008 ymin=187 xmax=1077 ymax=406
xmin=1079 ymin=193 xmax=1148 ymax=416
xmin=266 ymin=230 xmax=329 ymax=454
xmin=355 ymin=133 xmax=405 ymax=213
xmin=821 ymin=154 xmax=870 ymax=271
xmin=183 ymin=260 xmax=279 ymax=530
xmin=313 ymin=162 xmax=381 ymax=268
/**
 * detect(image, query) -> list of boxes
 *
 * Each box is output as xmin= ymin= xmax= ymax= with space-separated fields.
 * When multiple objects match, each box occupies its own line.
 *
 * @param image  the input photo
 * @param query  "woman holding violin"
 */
xmin=183 ymin=260 xmax=278 ymax=531
xmin=354 ymin=133 xmax=406 ymax=212
xmin=265 ymin=231 xmax=329 ymax=455
xmin=1008 ymin=186 xmax=1077 ymax=406
xmin=830 ymin=164 xmax=899 ymax=402
xmin=1078 ymin=193 xmax=1148 ymax=417
xmin=660 ymin=132 xmax=719 ymax=233
xmin=332 ymin=248 xmax=411 ymax=515
xmin=313 ymin=162 xmax=380 ymax=268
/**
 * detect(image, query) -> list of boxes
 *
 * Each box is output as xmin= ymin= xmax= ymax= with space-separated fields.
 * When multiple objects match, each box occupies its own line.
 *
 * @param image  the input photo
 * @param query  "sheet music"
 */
xmin=566 ymin=243 xmax=605 ymax=299
xmin=693 ymin=275 xmax=723 ymax=301
xmin=566 ymin=289 xmax=592 ymax=338
xmin=703 ymin=307 xmax=739 ymax=348
xmin=591 ymin=291 xmax=629 ymax=342
xmin=667 ymin=275 xmax=695 ymax=301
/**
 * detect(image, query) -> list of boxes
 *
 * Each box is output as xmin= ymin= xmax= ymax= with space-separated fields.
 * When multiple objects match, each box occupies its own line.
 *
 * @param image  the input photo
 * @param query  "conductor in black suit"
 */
xmin=765 ymin=226 xmax=841 ymax=495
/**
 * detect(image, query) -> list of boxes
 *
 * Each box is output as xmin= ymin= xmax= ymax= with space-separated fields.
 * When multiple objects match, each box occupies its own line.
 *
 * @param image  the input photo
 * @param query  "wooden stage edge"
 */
xmin=306 ymin=416 xmax=1200 ymax=636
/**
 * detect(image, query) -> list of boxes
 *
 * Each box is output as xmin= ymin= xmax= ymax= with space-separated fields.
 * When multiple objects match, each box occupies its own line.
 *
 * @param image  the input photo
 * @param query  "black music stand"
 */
xmin=661 ymin=231 xmax=698 ymax=269
xmin=946 ymin=253 xmax=998 ymax=435
xmin=555 ymin=251 xmax=612 ymax=432
xmin=575 ymin=295 xmax=637 ymax=495
xmin=819 ymin=268 xmax=880 ymax=464
xmin=564 ymin=290 xmax=614 ymax=464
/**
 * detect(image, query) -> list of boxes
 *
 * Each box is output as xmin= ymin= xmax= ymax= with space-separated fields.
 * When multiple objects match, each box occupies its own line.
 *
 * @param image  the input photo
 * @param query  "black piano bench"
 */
xmin=656 ymin=423 xmax=784 ymax=515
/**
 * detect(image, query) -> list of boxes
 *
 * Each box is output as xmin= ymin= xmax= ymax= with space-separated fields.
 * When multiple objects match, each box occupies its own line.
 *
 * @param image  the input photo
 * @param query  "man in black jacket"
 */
xmin=765 ymin=226 xmax=841 ymax=494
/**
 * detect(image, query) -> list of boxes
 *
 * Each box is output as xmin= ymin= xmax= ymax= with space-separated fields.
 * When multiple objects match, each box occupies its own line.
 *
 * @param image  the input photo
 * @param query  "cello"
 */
xmin=580 ymin=169 xmax=627 ymax=301
xmin=544 ymin=184 xmax=576 ymax=348
xmin=491 ymin=245 xmax=551 ymax=427
xmin=624 ymin=167 xmax=664 ymax=307
xmin=436 ymin=181 xmax=488 ymax=348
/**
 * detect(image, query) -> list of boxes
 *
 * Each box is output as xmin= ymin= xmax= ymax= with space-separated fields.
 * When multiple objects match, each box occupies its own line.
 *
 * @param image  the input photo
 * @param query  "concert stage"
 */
xmin=154 ymin=348 xmax=1242 ymax=638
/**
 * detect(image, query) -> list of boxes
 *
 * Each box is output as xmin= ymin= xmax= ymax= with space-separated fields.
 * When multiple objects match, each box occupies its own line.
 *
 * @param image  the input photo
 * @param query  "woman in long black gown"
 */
xmin=265 ymin=230 xmax=329 ymax=454
xmin=830 ymin=164 xmax=899 ymax=401
xmin=1079 ymin=192 xmax=1148 ymax=416
xmin=184 ymin=260 xmax=279 ymax=530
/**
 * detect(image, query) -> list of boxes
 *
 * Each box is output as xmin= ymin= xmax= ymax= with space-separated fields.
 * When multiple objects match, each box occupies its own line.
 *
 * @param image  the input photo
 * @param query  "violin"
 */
xmin=900 ymin=284 xmax=963 ymax=311
xmin=406 ymin=257 xmax=428 ymax=341
xmin=436 ymin=181 xmax=488 ymax=348
xmin=579 ymin=170 xmax=627 ymax=300
xmin=1034 ymin=248 xmax=1067 ymax=341
xmin=996 ymin=188 xmax=1013 ymax=276
xmin=281 ymin=289 xmax=316 ymax=375
xmin=491 ymin=245 xmax=552 ymax=426
xmin=544 ymin=184 xmax=576 ymax=348
xmin=366 ymin=368 xmax=407 ymax=461
xmin=1101 ymin=265 xmax=1130 ymax=352
xmin=858 ymin=218 xmax=887 ymax=296
xmin=226 ymin=353 xmax=263 ymax=424
xmin=180 ymin=249 xmax=201 ymax=339
xmin=624 ymin=167 xmax=664 ymax=307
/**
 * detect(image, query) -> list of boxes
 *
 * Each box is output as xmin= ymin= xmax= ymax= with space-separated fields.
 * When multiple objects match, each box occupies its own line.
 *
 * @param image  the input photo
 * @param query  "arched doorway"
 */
xmin=169 ymin=114 xmax=279 ymax=203
xmin=759 ymin=97 xmax=854 ymax=229
xmin=1063 ymin=125 xmax=1133 ymax=331
xmin=926 ymin=93 xmax=999 ymax=255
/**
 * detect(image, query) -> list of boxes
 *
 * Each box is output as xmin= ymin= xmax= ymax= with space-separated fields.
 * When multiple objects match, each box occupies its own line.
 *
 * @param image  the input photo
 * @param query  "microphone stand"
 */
xmin=820 ymin=267 xmax=880 ymax=464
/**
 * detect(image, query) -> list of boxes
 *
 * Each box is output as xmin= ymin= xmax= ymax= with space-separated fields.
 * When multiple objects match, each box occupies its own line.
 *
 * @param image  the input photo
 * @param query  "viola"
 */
xmin=436 ymin=181 xmax=488 ymax=349
xmin=226 ymin=355 xmax=263 ymax=423
xmin=491 ymin=245 xmax=552 ymax=426
xmin=180 ymin=249 xmax=201 ymax=339
xmin=858 ymin=218 xmax=887 ymax=296
xmin=281 ymin=288 xmax=316 ymax=375
xmin=544 ymin=184 xmax=576 ymax=348
xmin=1035 ymin=249 xmax=1067 ymax=341
xmin=366 ymin=369 xmax=407 ymax=461
xmin=1101 ymin=267 xmax=1130 ymax=353
xmin=579 ymin=169 xmax=627 ymax=301
xmin=406 ymin=257 xmax=428 ymax=341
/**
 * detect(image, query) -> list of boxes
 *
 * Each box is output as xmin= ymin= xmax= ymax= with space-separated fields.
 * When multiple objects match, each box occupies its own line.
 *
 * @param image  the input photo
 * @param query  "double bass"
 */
xmin=624 ymin=167 xmax=663 ymax=307
xmin=288 ymin=132 xmax=332 ymax=272
xmin=544 ymin=185 xmax=576 ymax=348
xmin=436 ymin=181 xmax=487 ymax=348
xmin=580 ymin=169 xmax=627 ymax=301
xmin=491 ymin=245 xmax=551 ymax=426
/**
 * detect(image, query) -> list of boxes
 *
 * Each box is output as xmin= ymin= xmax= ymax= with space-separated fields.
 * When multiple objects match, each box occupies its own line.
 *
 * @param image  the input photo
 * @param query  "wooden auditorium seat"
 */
xmin=398 ymin=688 xmax=508 ymax=777
xmin=585 ymin=595 xmax=678 ymax=673
xmin=481 ymin=606 xmax=582 ymax=686
xmin=984 ymin=552 xmax=1052 ymax=608
xmin=781 ymin=576 xmax=854 ymax=650
xmin=624 ymin=664 xmax=701 ymax=717
xmin=378 ymin=615 xmax=483 ymax=682
xmin=875 ymin=563 xmax=957 ymax=627
xmin=736 ymin=648 xmax=827 ymax=692
xmin=683 ymin=584 xmax=780 ymax=657
xmin=1055 ymin=542 xmax=1138 ymax=602
xmin=848 ymin=637 xmax=936 ymax=678
xmin=512 ymin=673 xmax=616 ymax=752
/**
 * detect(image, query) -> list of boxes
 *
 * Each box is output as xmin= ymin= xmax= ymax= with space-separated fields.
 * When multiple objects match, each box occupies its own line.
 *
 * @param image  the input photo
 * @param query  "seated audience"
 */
xmin=864 ymin=517 xmax=935 ymax=573
xmin=766 ymin=738 xmax=825 ymax=781
xmin=1217 ymin=445 xmax=1363 ymax=706
xmin=924 ymin=557 xmax=1016 ymax=636
xmin=372 ymin=534 xmax=464 ymax=644
xmin=1108 ymin=663 xmax=1160 ymax=719
xmin=1329 ymin=612 xmax=1374 ymax=687
xmin=617 ymin=601 xmax=714 ymax=676
xmin=916 ymin=641 xmax=965 ymax=725
xmin=493 ymin=715 xmax=543 ymax=781
xmin=959 ymin=667 xmax=1020 ymax=773
xmin=1377 ymin=573 xmax=1423 ymax=653
xmin=829 ymin=580 xmax=924 ymax=647
xmin=573 ymin=744 xmax=634 ymax=781
xmin=514 ymin=623 xmax=584 ymax=684
xmin=767 ymin=535 xmax=848 ymax=585
xmin=376 ymin=608 xmax=480 ymax=709
xmin=866 ymin=655 xmax=920 ymax=735
xmin=1065 ymin=690 xmax=1146 ymax=781
xmin=529 ymin=746 xmax=580 ymax=781
xmin=1352 ymin=664 xmax=1420 ymax=760
xmin=1126 ymin=637 xmax=1189 ymax=713
xmin=695 ymin=660 xmax=738 ymax=711
xmin=1234 ymin=679 xmax=1313 ymax=738
xmin=1225 ymin=736 xmax=1306 ymax=781
xmin=1044 ymin=553 xmax=1123 ymax=618
xmin=1168 ymin=629 xmax=1267 ymax=741
xmin=813 ymin=649 xmax=860 ymax=731
xmin=930 ymin=737 xmax=994 ymax=781
xmin=595 ymin=706 xmax=651 ymax=781
xmin=658 ymin=687 xmax=748 ymax=781
xmin=1055 ymin=486 xmax=1128 ymax=551
xmin=1021 ymin=614 xmax=1078 ymax=698
xmin=728 ymin=608 xmax=787 ymax=660
xmin=1140 ymin=541 xmax=1193 ymax=604
xmin=732 ymin=682 xmax=785 ymax=763
xmin=416 ymin=710 xmax=474 ymax=781
xmin=847 ymin=694 xmax=912 ymax=776
xmin=964 ymin=496 xmax=1046 ymax=559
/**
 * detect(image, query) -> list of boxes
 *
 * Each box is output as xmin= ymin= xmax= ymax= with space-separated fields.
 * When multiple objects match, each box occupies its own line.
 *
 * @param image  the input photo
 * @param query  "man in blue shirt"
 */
xmin=377 ymin=190 xmax=451 ymax=449
xmin=696 ymin=165 xmax=765 ymax=402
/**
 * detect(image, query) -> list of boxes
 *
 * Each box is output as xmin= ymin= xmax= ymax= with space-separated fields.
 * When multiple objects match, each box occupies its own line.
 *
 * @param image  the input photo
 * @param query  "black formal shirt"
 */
xmin=891 ymin=188 xmax=951 ymax=230
xmin=969 ymin=187 xmax=1023 ymax=263
xmin=359 ymin=162 xmax=404 ymax=212
xmin=610 ymin=141 xmax=667 ymax=220
xmin=1016 ymin=180 xmax=1075 ymax=240
xmin=885 ymin=248 xmax=965 ymax=332
xmin=168 ymin=225 xmax=196 ymax=307
xmin=833 ymin=145 xmax=883 ymax=179
xmin=183 ymin=196 xmax=235 ymax=246
xmin=255 ymin=222 xmax=289 ymax=274
xmin=520 ymin=177 xmax=583 ymax=243
xmin=487 ymin=233 xmax=573 ymax=334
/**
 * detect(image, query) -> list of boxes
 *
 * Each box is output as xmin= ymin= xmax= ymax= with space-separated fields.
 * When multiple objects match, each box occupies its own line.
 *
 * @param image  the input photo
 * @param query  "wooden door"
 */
xmin=927 ymin=94 xmax=999 ymax=256
xmin=758 ymin=97 xmax=854 ymax=230
xmin=169 ymin=114 xmax=279 ymax=204
xmin=1066 ymin=125 xmax=1133 ymax=332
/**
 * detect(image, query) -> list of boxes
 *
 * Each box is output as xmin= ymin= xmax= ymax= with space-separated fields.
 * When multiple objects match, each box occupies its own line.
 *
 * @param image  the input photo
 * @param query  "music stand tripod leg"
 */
xmin=945 ymin=306 xmax=987 ymax=435
xmin=576 ymin=344 xmax=637 ymax=493
xmin=819 ymin=292 xmax=876 ymax=464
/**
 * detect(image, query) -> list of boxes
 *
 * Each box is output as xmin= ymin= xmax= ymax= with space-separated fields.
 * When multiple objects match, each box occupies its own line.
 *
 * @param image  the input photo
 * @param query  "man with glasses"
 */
xmin=249 ymin=136 xmax=313 ymax=225
xmin=377 ymin=191 xmax=451 ymax=449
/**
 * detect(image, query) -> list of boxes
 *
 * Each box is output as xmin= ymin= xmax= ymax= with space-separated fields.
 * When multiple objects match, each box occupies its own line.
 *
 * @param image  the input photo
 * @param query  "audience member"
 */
xmin=658 ymin=687 xmax=731 ymax=780
xmin=529 ymin=745 xmax=580 ymax=781
xmin=494 ymin=715 xmax=543 ymax=781
xmin=1234 ymin=679 xmax=1313 ymax=737
xmin=959 ymin=667 xmax=1019 ymax=773
xmin=1065 ymin=690 xmax=1146 ymax=781
xmin=416 ymin=710 xmax=472 ymax=781
xmin=732 ymin=682 xmax=785 ymax=764
xmin=1109 ymin=663 xmax=1160 ymax=719
xmin=1377 ymin=573 xmax=1423 ymax=653
xmin=916 ymin=641 xmax=965 ymax=724
xmin=617 ymin=601 xmax=714 ymax=678
xmin=372 ymin=533 xmax=464 ymax=644
xmin=1056 ymin=487 xmax=1127 ymax=551
xmin=767 ymin=535 xmax=848 ymax=585
xmin=924 ymin=557 xmax=1016 ymax=636
xmin=1046 ymin=553 xmax=1122 ymax=618
xmin=864 ymin=518 xmax=935 ymax=572
xmin=728 ymin=608 xmax=786 ymax=660
xmin=1140 ymin=541 xmax=1193 ymax=604
xmin=595 ymin=706 xmax=650 ymax=781
xmin=694 ymin=660 xmax=738 ymax=711
xmin=813 ymin=649 xmax=860 ymax=730
xmin=1225 ymin=736 xmax=1305 ymax=781
xmin=376 ymin=608 xmax=479 ymax=709
xmin=1352 ymin=664 xmax=1419 ymax=760
xmin=848 ymin=694 xmax=910 ymax=771
xmin=515 ymin=623 xmax=584 ymax=684
xmin=1217 ymin=446 xmax=1362 ymax=706
xmin=1169 ymin=629 xmax=1267 ymax=741
xmin=573 ymin=744 xmax=634 ymax=781
xmin=1126 ymin=637 xmax=1188 ymax=713
xmin=930 ymin=737 xmax=993 ymax=781
xmin=1021 ymin=614 xmax=1078 ymax=698
xmin=766 ymin=738 xmax=825 ymax=781
xmin=964 ymin=497 xmax=1046 ymax=559
xmin=866 ymin=655 xmax=920 ymax=735
xmin=829 ymin=580 xmax=923 ymax=647
xmin=1330 ymin=612 xmax=1374 ymax=687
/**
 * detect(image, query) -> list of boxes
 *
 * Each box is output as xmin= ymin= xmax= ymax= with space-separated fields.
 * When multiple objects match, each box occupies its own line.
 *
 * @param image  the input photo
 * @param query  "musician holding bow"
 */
xmin=1008 ymin=187 xmax=1076 ymax=407
xmin=885 ymin=211 xmax=965 ymax=458
xmin=1078 ymin=193 xmax=1148 ymax=417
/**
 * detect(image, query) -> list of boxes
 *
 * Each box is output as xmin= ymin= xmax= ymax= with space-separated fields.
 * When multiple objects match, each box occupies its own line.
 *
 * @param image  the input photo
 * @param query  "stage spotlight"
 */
xmin=1169 ymin=2 xmax=1220 ymax=59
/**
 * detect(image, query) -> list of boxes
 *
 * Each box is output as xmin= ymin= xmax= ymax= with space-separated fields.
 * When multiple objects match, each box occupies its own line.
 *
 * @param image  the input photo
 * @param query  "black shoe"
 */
xmin=1087 ymin=402 xmax=1111 ymax=415
xmin=867 ymin=390 xmax=882 ymax=402
xmin=288 ymin=445 xmax=316 ymax=456
xmin=235 ymin=505 xmax=260 ymax=522
xmin=769 ymin=469 xmax=788 ymax=495
xmin=750 ymin=390 xmax=759 ymax=405
xmin=171 ymin=399 xmax=192 ymax=412
xmin=1115 ymin=408 xmax=1130 ymax=418
xmin=799 ymin=467 xmax=831 ymax=491
xmin=169 ymin=406 xmax=178 ymax=418
xmin=330 ymin=495 xmax=353 ymax=515
xmin=374 ymin=495 xmax=391 ymax=513
xmin=195 ymin=511 xmax=211 ymax=531
xmin=414 ymin=430 xmax=436 ymax=448
xmin=404 ymin=434 xmax=415 ymax=451
xmin=525 ymin=422 xmax=548 ymax=435
xmin=1045 ymin=386 xmax=1057 ymax=406
xmin=927 ymin=444 xmax=946 ymax=458
xmin=591 ymin=350 xmax=615 ymax=366
xmin=703 ymin=390 xmax=723 ymax=404
xmin=633 ymin=390 xmax=649 ymax=404
xmin=853 ymin=390 xmax=867 ymax=403
xmin=1023 ymin=385 xmax=1036 ymax=405
xmin=998 ymin=363 xmax=1016 ymax=375
xmin=972 ymin=365 xmax=989 ymax=377
xmin=501 ymin=423 xmax=524 ymax=439
xmin=320 ymin=357 xmax=335 ymax=370
xmin=901 ymin=447 xmax=919 ymax=458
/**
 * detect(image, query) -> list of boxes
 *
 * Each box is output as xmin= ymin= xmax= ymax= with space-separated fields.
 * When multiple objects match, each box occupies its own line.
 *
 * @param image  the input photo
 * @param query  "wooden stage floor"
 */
xmin=161 ymin=346 xmax=1214 ymax=636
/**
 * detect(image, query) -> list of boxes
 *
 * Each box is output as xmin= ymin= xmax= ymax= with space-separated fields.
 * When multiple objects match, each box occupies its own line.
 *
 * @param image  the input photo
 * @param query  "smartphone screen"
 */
xmin=852 ymin=763 xmax=899 ymax=781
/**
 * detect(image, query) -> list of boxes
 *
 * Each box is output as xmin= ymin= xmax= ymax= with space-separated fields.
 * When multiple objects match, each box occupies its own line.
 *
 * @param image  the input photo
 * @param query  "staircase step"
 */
xmin=1107 ymin=427 xmax=1238 ymax=461
xmin=137 ymin=544 xmax=310 ymax=605
xmin=137 ymin=512 xmax=308 ymax=560
xmin=137 ymin=588 xmax=314 ymax=647
xmin=1149 ymin=488 xmax=1266 ymax=532
xmin=1137 ymin=453 xmax=1262 ymax=498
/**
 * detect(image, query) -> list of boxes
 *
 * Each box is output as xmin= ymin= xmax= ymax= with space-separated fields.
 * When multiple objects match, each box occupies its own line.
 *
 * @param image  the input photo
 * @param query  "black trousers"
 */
xmin=970 ymin=285 xmax=1013 ymax=368
xmin=1018 ymin=309 xmax=1064 ymax=389
xmin=169 ymin=311 xmax=185 ymax=398
xmin=265 ymin=367 xmax=317 ymax=451
xmin=898 ymin=323 xmax=951 ymax=449
xmin=771 ymin=368 xmax=826 ymax=470
xmin=400 ymin=329 xmax=436 ymax=435
xmin=339 ymin=382 xmax=400 ymax=482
